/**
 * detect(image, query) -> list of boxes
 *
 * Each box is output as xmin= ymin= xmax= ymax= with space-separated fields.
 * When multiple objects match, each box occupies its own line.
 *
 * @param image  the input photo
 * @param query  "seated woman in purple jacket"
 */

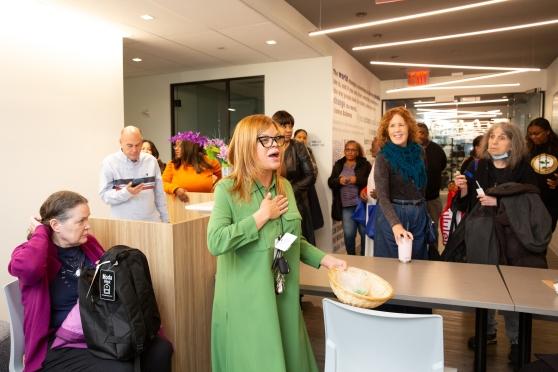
xmin=8 ymin=191 xmax=171 ymax=372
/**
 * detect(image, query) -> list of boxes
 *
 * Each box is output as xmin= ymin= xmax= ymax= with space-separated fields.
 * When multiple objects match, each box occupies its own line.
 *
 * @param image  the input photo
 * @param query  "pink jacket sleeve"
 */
xmin=8 ymin=225 xmax=53 ymax=286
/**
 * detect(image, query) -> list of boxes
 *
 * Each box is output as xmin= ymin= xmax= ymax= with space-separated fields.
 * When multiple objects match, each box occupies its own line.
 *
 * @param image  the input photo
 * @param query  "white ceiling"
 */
xmin=49 ymin=0 xmax=558 ymax=80
xmin=50 ymin=0 xmax=324 ymax=78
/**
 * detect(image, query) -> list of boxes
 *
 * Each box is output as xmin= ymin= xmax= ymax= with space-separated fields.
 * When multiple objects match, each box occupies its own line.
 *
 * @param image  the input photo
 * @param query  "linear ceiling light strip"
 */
xmin=354 ymin=19 xmax=558 ymax=51
xmin=386 ymin=70 xmax=524 ymax=93
xmin=406 ymin=83 xmax=520 ymax=90
xmin=369 ymin=61 xmax=539 ymax=71
xmin=308 ymin=0 xmax=507 ymax=36
xmin=417 ymin=109 xmax=503 ymax=114
xmin=414 ymin=98 xmax=510 ymax=108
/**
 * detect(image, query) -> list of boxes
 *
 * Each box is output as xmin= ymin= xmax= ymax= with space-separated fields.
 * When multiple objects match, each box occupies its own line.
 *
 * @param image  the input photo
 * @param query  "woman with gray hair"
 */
xmin=9 ymin=191 xmax=172 ymax=372
xmin=454 ymin=121 xmax=551 ymax=366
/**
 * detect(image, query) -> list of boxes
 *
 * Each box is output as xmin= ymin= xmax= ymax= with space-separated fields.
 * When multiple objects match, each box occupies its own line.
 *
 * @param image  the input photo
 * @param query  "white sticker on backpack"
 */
xmin=99 ymin=269 xmax=116 ymax=301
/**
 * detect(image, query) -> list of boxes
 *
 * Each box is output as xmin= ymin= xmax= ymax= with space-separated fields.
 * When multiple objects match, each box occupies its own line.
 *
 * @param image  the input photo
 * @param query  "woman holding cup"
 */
xmin=373 ymin=107 xmax=429 ymax=261
xmin=454 ymin=122 xmax=548 ymax=362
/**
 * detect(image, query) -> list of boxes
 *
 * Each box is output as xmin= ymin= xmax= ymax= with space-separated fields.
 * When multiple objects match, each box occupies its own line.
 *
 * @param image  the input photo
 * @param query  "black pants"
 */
xmin=41 ymin=336 xmax=172 ymax=372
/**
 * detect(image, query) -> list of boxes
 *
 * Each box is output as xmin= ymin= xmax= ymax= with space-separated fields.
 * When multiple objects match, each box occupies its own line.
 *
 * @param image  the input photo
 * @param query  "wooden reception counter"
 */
xmin=166 ymin=192 xmax=214 ymax=223
xmin=90 ymin=193 xmax=217 ymax=372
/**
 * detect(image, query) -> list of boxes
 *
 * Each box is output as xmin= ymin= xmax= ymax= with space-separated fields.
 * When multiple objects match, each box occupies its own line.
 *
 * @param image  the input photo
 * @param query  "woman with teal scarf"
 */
xmin=373 ymin=107 xmax=429 ymax=259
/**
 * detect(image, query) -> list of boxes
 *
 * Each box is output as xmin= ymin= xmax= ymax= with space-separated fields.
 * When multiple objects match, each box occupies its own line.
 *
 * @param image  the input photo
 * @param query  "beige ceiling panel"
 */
xmin=52 ymin=0 xmax=205 ymax=36
xmin=124 ymin=39 xmax=226 ymax=70
xmin=153 ymin=0 xmax=266 ymax=30
xmin=221 ymin=21 xmax=321 ymax=60
xmin=172 ymin=30 xmax=274 ymax=64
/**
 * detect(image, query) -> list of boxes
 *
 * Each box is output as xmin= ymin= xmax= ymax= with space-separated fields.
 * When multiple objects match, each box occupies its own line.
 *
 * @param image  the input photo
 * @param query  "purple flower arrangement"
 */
xmin=170 ymin=131 xmax=230 ymax=167
xmin=169 ymin=131 xmax=209 ymax=147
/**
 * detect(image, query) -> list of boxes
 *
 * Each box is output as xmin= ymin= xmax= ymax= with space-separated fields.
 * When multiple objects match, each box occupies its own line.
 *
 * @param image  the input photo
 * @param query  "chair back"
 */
xmin=4 ymin=280 xmax=24 ymax=372
xmin=323 ymin=298 xmax=444 ymax=372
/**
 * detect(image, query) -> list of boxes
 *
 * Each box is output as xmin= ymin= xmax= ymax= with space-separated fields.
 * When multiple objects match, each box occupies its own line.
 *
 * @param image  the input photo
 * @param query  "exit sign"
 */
xmin=407 ymin=70 xmax=430 ymax=86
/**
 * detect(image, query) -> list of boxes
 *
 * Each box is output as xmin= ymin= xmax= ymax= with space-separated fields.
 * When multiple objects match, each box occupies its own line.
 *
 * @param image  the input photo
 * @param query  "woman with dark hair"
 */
xmin=272 ymin=111 xmax=317 ymax=244
xmin=293 ymin=128 xmax=324 ymax=230
xmin=142 ymin=140 xmax=166 ymax=173
xmin=455 ymin=122 xmax=551 ymax=365
xmin=328 ymin=140 xmax=371 ymax=255
xmin=373 ymin=107 xmax=429 ymax=260
xmin=526 ymin=117 xmax=558 ymax=231
xmin=460 ymin=135 xmax=484 ymax=174
xmin=9 ymin=191 xmax=172 ymax=372
xmin=163 ymin=132 xmax=222 ymax=203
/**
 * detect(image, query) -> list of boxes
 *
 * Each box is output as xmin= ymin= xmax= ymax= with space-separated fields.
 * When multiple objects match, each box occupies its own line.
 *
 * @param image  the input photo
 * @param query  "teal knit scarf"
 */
xmin=381 ymin=141 xmax=427 ymax=189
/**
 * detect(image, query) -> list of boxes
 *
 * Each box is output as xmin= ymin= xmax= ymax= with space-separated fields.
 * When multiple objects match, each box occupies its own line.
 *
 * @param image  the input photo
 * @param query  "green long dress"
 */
xmin=207 ymin=176 xmax=325 ymax=372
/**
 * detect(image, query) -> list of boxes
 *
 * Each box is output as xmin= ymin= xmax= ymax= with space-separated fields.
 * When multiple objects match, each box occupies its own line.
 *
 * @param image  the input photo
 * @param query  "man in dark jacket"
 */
xmin=272 ymin=110 xmax=317 ymax=244
xmin=417 ymin=123 xmax=447 ymax=258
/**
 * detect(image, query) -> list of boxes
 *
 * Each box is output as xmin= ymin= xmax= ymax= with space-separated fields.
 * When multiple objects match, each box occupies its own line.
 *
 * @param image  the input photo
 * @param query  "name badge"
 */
xmin=99 ymin=269 xmax=116 ymax=301
xmin=274 ymin=232 xmax=297 ymax=252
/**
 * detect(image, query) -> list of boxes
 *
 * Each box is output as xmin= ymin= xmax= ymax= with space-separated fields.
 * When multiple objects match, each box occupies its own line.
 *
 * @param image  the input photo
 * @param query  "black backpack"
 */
xmin=78 ymin=245 xmax=161 ymax=363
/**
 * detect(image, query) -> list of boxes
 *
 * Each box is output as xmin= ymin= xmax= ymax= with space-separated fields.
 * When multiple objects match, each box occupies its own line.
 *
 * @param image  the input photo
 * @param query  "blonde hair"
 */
xmin=377 ymin=107 xmax=419 ymax=148
xmin=228 ymin=114 xmax=286 ymax=201
xmin=479 ymin=121 xmax=527 ymax=169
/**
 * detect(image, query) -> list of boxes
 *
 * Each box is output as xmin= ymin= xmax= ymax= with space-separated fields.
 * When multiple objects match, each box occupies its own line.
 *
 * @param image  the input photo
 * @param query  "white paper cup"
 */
xmin=397 ymin=237 xmax=412 ymax=263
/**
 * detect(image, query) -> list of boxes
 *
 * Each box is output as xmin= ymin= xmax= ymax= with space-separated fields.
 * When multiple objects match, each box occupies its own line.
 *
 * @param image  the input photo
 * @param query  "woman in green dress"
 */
xmin=207 ymin=114 xmax=346 ymax=372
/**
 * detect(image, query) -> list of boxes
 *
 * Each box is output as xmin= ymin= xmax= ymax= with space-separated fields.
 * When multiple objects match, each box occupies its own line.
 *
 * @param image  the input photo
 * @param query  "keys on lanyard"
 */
xmin=272 ymin=237 xmax=290 ymax=295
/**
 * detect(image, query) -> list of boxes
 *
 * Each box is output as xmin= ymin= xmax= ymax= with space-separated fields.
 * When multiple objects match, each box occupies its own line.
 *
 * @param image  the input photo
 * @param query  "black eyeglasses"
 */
xmin=257 ymin=135 xmax=287 ymax=148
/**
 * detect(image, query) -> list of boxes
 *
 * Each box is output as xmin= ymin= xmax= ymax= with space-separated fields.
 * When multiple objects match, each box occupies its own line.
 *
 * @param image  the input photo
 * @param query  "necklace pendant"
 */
xmin=75 ymin=268 xmax=81 ymax=277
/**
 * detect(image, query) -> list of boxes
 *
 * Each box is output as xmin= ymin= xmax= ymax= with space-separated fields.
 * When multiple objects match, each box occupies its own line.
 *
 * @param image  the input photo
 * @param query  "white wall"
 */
xmin=545 ymin=57 xmax=558 ymax=130
xmin=124 ymin=57 xmax=334 ymax=247
xmin=0 ymin=1 xmax=124 ymax=319
xmin=329 ymin=47 xmax=382 ymax=252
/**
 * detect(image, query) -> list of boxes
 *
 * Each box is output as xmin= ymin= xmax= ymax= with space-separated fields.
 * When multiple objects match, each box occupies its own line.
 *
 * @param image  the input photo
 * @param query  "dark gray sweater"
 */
xmin=374 ymin=153 xmax=425 ymax=227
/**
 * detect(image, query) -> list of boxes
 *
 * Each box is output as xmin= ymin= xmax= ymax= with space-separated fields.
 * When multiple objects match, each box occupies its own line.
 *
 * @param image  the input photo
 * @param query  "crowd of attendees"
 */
xmin=8 ymin=108 xmax=558 ymax=372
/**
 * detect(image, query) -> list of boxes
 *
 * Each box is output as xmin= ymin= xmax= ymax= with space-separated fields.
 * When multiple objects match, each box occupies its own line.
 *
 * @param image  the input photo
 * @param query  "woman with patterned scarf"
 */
xmin=373 ymin=107 xmax=429 ymax=259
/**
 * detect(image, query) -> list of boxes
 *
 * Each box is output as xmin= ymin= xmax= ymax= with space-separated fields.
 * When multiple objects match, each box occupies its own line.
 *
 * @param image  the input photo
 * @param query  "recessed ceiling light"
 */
xmin=140 ymin=14 xmax=155 ymax=21
xmin=265 ymin=40 xmax=277 ymax=45
xmin=370 ymin=61 xmax=540 ymax=72
xmin=354 ymin=19 xmax=558 ymax=50
xmin=132 ymin=58 xmax=142 ymax=62
xmin=309 ymin=0 xmax=507 ymax=36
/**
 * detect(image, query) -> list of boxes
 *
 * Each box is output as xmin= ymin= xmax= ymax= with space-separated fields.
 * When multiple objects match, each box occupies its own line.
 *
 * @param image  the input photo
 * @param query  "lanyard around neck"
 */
xmin=255 ymin=182 xmax=285 ymax=238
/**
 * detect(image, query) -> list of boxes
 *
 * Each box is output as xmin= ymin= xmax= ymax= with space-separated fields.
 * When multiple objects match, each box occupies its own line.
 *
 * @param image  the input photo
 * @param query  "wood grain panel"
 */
xmin=89 ymin=219 xmax=176 ymax=345
xmin=89 ymin=216 xmax=216 ymax=372
xmin=172 ymin=216 xmax=216 ymax=372
xmin=166 ymin=193 xmax=214 ymax=223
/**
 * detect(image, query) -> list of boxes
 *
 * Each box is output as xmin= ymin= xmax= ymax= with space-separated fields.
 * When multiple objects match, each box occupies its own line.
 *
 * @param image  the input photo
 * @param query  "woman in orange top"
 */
xmin=163 ymin=136 xmax=222 ymax=202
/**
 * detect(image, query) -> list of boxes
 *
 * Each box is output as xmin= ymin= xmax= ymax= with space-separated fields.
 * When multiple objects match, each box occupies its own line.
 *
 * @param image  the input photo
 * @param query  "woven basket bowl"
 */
xmin=328 ymin=267 xmax=394 ymax=309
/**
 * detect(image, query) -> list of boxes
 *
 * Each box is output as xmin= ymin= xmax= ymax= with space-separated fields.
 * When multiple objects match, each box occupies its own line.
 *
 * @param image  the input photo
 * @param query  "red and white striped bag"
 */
xmin=439 ymin=189 xmax=463 ymax=245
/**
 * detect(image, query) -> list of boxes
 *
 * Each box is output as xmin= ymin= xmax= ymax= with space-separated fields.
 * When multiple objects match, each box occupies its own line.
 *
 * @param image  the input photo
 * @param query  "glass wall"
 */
xmin=383 ymin=91 xmax=544 ymax=187
xmin=171 ymin=76 xmax=264 ymax=142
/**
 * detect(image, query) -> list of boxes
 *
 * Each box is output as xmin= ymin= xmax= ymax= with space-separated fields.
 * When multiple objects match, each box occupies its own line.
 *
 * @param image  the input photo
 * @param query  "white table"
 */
xmin=300 ymin=255 xmax=514 ymax=372
xmin=498 ymin=265 xmax=558 ymax=367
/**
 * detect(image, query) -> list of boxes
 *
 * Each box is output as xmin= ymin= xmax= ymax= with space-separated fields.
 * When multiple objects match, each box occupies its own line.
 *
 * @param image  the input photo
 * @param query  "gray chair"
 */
xmin=4 ymin=280 xmax=24 ymax=372
xmin=323 ymin=298 xmax=457 ymax=372
xmin=0 ymin=320 xmax=10 ymax=372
